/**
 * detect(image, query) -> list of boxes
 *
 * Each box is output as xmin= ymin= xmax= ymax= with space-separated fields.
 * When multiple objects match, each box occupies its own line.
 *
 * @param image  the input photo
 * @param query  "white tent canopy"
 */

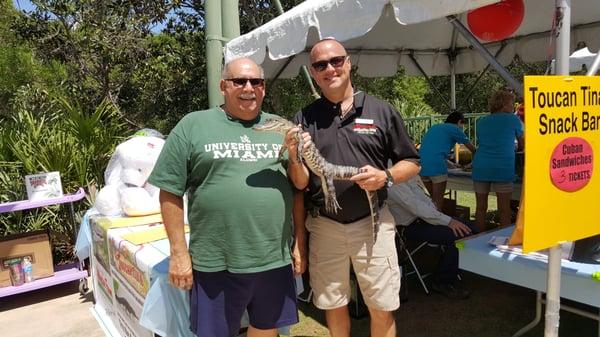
xmin=551 ymin=47 xmax=599 ymax=73
xmin=224 ymin=0 xmax=600 ymax=79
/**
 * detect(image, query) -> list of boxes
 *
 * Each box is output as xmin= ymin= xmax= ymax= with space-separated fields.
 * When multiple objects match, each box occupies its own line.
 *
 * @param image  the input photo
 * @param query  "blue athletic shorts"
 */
xmin=189 ymin=264 xmax=298 ymax=337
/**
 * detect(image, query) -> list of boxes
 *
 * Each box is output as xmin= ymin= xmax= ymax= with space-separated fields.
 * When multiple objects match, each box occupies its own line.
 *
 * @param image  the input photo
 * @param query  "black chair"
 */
xmin=395 ymin=227 xmax=436 ymax=295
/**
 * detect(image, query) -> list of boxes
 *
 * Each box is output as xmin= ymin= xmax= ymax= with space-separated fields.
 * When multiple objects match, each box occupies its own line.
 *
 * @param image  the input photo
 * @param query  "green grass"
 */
xmin=453 ymin=190 xmax=518 ymax=229
xmin=455 ymin=191 xmax=497 ymax=218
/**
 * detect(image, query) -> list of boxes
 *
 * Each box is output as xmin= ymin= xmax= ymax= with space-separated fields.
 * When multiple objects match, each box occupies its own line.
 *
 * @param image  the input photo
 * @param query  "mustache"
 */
xmin=239 ymin=93 xmax=256 ymax=100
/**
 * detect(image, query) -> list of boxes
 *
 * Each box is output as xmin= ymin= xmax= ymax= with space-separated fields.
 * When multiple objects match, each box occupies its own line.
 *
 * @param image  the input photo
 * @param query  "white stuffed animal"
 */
xmin=95 ymin=134 xmax=165 ymax=217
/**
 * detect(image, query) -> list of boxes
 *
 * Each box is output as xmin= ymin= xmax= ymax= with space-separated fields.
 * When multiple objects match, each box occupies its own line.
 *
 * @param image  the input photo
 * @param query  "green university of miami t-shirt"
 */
xmin=148 ymin=107 xmax=293 ymax=273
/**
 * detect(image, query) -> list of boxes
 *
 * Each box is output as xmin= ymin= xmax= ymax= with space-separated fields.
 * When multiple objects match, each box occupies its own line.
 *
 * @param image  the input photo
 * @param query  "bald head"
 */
xmin=222 ymin=57 xmax=264 ymax=80
xmin=310 ymin=39 xmax=347 ymax=63
xmin=308 ymin=38 xmax=352 ymax=101
xmin=220 ymin=57 xmax=266 ymax=121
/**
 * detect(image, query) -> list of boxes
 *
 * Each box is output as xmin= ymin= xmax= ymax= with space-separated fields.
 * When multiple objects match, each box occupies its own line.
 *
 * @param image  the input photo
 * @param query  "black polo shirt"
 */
xmin=294 ymin=91 xmax=419 ymax=223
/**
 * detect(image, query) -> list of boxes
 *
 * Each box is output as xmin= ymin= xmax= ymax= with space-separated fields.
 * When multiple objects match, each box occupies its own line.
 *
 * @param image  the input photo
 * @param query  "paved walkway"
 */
xmin=0 ymin=279 xmax=104 ymax=337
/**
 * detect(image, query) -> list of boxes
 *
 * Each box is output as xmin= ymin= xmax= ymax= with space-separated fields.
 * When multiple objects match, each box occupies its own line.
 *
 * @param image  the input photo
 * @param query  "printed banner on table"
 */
xmin=90 ymin=251 xmax=116 ymax=323
xmin=91 ymin=217 xmax=111 ymax=272
xmin=109 ymin=230 xmax=152 ymax=297
xmin=90 ymin=216 xmax=168 ymax=337
xmin=112 ymin=273 xmax=153 ymax=337
xmin=107 ymin=225 xmax=166 ymax=337
xmin=523 ymin=76 xmax=600 ymax=252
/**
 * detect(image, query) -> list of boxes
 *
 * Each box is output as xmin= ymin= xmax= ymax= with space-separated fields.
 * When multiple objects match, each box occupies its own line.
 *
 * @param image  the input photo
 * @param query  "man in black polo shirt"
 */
xmin=293 ymin=39 xmax=420 ymax=337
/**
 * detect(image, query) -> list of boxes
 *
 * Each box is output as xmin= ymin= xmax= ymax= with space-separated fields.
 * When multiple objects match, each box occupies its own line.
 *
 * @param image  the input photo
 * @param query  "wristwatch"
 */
xmin=384 ymin=169 xmax=394 ymax=187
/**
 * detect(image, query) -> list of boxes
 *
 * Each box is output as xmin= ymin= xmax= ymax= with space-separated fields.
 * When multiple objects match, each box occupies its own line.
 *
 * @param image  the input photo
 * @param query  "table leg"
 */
xmin=513 ymin=291 xmax=542 ymax=337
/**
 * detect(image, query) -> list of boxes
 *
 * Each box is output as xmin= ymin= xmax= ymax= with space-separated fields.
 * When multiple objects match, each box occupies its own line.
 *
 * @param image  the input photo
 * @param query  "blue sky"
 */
xmin=12 ymin=0 xmax=169 ymax=32
xmin=13 ymin=0 xmax=35 ymax=12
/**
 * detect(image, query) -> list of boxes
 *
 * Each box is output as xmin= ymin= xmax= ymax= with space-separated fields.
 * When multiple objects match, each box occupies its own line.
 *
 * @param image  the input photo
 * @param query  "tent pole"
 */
xmin=586 ymin=52 xmax=600 ymax=75
xmin=555 ymin=1 xmax=571 ymax=75
xmin=447 ymin=15 xmax=523 ymax=97
xmin=272 ymin=0 xmax=320 ymax=98
xmin=206 ymin=0 xmax=224 ymax=107
xmin=272 ymin=0 xmax=284 ymax=14
xmin=460 ymin=45 xmax=507 ymax=109
xmin=268 ymin=55 xmax=297 ymax=88
xmin=220 ymin=0 xmax=240 ymax=104
xmin=408 ymin=53 xmax=452 ymax=110
xmin=545 ymin=2 xmax=570 ymax=337
xmin=461 ymin=44 xmax=506 ymax=109
xmin=302 ymin=67 xmax=320 ymax=99
xmin=449 ymin=25 xmax=459 ymax=110
xmin=222 ymin=1 xmax=240 ymax=40
xmin=450 ymin=58 xmax=456 ymax=110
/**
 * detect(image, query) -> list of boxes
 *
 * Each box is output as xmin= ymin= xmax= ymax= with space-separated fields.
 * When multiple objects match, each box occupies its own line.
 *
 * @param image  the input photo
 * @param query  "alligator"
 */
xmin=253 ymin=116 xmax=381 ymax=241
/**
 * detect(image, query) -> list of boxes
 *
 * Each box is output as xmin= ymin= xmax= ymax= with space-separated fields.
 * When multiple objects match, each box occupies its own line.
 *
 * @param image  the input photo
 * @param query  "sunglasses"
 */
xmin=311 ymin=55 xmax=348 ymax=72
xmin=225 ymin=78 xmax=265 ymax=88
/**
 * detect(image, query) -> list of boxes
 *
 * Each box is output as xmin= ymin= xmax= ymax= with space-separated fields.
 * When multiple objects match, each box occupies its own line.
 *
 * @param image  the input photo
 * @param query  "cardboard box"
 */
xmin=24 ymin=171 xmax=63 ymax=201
xmin=0 ymin=230 xmax=54 ymax=287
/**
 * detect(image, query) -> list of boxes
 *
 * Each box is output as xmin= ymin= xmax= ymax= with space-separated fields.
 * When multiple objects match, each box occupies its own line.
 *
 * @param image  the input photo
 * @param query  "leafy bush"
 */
xmin=0 ymin=90 xmax=127 ymax=261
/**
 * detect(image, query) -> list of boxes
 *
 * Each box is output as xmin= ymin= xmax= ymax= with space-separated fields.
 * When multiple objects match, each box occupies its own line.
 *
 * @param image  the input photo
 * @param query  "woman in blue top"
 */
xmin=472 ymin=90 xmax=524 ymax=231
xmin=419 ymin=111 xmax=475 ymax=210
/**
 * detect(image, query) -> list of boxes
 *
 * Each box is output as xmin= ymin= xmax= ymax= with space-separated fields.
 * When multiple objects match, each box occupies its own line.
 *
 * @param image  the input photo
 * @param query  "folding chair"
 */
xmin=395 ymin=227 xmax=431 ymax=294
xmin=297 ymin=288 xmax=313 ymax=303
xmin=297 ymin=271 xmax=313 ymax=303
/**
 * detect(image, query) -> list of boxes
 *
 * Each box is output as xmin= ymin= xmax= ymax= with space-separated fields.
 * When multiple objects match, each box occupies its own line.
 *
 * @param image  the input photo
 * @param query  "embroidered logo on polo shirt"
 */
xmin=353 ymin=118 xmax=377 ymax=135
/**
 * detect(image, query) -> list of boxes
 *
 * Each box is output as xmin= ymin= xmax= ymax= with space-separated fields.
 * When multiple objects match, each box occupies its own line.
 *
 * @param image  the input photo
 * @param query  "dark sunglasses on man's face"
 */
xmin=311 ymin=55 xmax=348 ymax=72
xmin=225 ymin=78 xmax=265 ymax=88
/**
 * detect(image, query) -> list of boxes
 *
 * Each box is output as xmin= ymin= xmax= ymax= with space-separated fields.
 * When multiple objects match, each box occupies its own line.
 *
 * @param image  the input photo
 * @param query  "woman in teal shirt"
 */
xmin=419 ymin=111 xmax=475 ymax=210
xmin=472 ymin=90 xmax=524 ymax=231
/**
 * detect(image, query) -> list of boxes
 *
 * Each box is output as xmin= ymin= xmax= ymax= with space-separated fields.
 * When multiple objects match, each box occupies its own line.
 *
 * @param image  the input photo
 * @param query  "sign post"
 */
xmin=524 ymin=77 xmax=600 ymax=334
xmin=523 ymin=4 xmax=600 ymax=337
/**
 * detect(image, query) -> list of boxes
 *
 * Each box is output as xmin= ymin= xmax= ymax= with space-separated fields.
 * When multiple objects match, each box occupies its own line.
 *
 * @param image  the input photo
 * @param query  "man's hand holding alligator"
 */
xmin=284 ymin=125 xmax=312 ymax=164
xmin=351 ymin=165 xmax=387 ymax=191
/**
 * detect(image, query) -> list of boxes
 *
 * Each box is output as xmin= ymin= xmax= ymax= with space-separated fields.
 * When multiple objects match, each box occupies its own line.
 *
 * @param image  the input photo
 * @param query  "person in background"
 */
xmin=388 ymin=176 xmax=476 ymax=300
xmin=148 ymin=57 xmax=307 ymax=337
xmin=515 ymin=102 xmax=525 ymax=123
xmin=293 ymin=38 xmax=420 ymax=337
xmin=472 ymin=89 xmax=524 ymax=231
xmin=418 ymin=110 xmax=475 ymax=210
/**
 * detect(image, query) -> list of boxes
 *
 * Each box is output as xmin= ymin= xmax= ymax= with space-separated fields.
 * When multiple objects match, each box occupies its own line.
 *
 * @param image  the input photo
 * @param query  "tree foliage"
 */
xmin=12 ymin=0 xmax=177 ymax=124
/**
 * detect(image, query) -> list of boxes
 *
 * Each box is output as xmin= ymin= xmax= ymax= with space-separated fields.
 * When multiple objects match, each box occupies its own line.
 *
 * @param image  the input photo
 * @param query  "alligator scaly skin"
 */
xmin=254 ymin=116 xmax=381 ymax=241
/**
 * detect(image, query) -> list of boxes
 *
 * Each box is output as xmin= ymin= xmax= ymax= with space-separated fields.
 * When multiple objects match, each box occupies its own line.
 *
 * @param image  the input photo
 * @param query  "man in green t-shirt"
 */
xmin=148 ymin=57 xmax=307 ymax=337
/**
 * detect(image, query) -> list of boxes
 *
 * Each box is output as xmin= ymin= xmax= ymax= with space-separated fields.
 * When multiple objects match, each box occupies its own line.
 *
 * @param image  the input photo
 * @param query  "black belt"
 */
xmin=320 ymin=212 xmax=372 ymax=224
xmin=317 ymin=200 xmax=387 ymax=224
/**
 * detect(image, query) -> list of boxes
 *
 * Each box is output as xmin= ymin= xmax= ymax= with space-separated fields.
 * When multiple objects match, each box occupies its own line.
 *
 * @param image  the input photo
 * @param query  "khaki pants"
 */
xmin=305 ymin=206 xmax=400 ymax=311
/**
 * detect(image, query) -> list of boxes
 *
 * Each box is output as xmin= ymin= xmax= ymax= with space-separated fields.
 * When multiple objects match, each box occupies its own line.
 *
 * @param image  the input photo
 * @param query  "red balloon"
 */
xmin=467 ymin=0 xmax=525 ymax=42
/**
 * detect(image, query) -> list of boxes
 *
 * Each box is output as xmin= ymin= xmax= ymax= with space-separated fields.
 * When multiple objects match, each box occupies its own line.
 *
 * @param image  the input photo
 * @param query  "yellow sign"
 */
xmin=523 ymin=76 xmax=600 ymax=252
